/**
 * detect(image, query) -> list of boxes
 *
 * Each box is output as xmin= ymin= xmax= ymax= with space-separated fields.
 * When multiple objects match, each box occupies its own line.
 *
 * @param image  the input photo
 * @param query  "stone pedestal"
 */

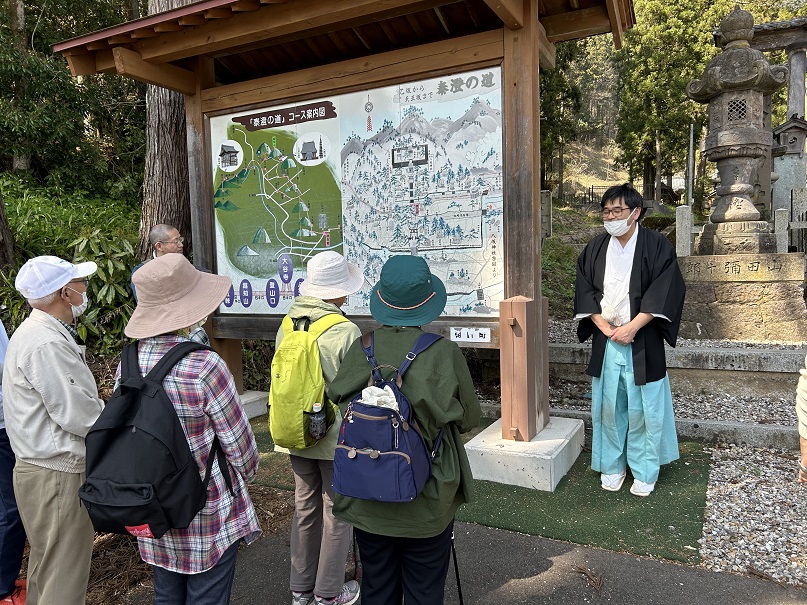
xmin=679 ymin=253 xmax=807 ymax=342
xmin=694 ymin=221 xmax=777 ymax=255
xmin=465 ymin=416 xmax=584 ymax=492
xmin=241 ymin=390 xmax=269 ymax=419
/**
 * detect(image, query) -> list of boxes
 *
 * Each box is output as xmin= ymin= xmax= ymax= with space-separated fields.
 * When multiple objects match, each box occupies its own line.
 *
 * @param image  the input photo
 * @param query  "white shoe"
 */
xmin=601 ymin=472 xmax=626 ymax=491
xmin=630 ymin=479 xmax=655 ymax=497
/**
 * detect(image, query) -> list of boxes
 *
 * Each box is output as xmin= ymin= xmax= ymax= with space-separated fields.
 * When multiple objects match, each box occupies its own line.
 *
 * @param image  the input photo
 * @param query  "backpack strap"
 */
xmin=137 ymin=340 xmax=235 ymax=496
xmin=397 ymin=333 xmax=442 ymax=379
xmin=203 ymin=436 xmax=234 ymax=496
xmin=306 ymin=313 xmax=349 ymax=340
xmin=146 ymin=341 xmax=212 ymax=383
xmin=360 ymin=331 xmax=384 ymax=383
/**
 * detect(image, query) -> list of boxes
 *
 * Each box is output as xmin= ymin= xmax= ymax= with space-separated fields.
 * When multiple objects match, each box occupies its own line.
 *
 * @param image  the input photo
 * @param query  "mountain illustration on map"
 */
xmin=340 ymin=97 xmax=503 ymax=316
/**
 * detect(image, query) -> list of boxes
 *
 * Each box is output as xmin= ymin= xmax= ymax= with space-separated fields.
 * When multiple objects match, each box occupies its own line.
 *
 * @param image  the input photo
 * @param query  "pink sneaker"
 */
xmin=315 ymin=580 xmax=360 ymax=605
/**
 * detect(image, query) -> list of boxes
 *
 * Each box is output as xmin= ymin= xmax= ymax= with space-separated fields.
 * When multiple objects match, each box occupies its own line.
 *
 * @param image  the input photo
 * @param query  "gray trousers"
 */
xmin=13 ymin=460 xmax=95 ymax=605
xmin=289 ymin=456 xmax=353 ymax=598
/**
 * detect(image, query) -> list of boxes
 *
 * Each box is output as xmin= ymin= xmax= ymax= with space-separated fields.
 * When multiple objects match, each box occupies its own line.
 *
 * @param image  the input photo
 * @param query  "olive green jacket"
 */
xmin=329 ymin=326 xmax=481 ymax=538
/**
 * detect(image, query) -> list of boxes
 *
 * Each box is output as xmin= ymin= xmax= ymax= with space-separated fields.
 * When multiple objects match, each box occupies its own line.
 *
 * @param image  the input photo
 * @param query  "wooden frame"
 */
xmin=194 ymin=28 xmax=513 ymax=347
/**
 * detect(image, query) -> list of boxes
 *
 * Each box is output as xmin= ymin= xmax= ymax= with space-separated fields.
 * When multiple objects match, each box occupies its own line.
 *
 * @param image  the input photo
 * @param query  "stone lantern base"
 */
xmin=678 ymin=253 xmax=807 ymax=342
xmin=694 ymin=221 xmax=777 ymax=255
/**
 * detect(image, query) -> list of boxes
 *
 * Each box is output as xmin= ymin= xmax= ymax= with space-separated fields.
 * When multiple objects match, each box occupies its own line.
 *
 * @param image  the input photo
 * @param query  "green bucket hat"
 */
xmin=369 ymin=255 xmax=447 ymax=326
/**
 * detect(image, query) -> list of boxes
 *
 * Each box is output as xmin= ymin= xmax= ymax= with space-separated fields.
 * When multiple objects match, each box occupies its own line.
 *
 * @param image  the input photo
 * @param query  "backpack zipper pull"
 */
xmin=392 ymin=418 xmax=399 ymax=448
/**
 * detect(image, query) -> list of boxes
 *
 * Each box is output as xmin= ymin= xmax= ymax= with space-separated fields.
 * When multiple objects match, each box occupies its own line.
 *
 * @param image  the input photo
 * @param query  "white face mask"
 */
xmin=70 ymin=291 xmax=89 ymax=319
xmin=603 ymin=209 xmax=637 ymax=237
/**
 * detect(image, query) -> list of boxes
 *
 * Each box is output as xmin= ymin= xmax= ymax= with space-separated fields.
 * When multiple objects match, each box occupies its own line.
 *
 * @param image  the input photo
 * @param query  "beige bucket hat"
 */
xmin=125 ymin=254 xmax=231 ymax=339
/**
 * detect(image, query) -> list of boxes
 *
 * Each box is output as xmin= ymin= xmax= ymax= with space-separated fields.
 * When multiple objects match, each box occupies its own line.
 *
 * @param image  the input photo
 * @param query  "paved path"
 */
xmin=226 ymin=520 xmax=805 ymax=605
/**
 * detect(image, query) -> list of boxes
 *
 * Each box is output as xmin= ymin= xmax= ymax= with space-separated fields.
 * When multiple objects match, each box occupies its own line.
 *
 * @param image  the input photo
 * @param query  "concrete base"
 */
xmin=241 ymin=390 xmax=268 ymax=419
xmin=465 ymin=416 xmax=584 ymax=492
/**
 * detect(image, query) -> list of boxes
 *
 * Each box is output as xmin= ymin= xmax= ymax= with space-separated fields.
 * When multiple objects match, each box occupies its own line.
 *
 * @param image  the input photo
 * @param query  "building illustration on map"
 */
xmin=209 ymin=67 xmax=504 ymax=318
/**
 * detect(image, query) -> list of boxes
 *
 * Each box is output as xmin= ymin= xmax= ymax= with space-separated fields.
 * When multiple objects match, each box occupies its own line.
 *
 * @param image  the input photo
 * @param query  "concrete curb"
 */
xmin=549 ymin=408 xmax=800 ymax=452
xmin=548 ymin=343 xmax=807 ymax=373
xmin=478 ymin=400 xmax=799 ymax=451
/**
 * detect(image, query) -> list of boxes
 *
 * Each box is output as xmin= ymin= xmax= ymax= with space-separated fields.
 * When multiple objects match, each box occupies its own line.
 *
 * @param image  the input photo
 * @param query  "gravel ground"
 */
xmin=544 ymin=319 xmax=807 ymax=587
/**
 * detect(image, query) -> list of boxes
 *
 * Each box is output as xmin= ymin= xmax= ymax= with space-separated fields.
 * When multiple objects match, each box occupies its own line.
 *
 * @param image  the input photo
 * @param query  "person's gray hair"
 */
xmin=148 ymin=224 xmax=178 ymax=247
xmin=27 ymin=291 xmax=58 ymax=308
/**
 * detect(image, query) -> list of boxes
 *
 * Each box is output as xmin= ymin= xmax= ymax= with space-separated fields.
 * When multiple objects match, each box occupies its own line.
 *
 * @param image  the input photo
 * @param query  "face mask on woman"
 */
xmin=603 ymin=208 xmax=637 ymax=237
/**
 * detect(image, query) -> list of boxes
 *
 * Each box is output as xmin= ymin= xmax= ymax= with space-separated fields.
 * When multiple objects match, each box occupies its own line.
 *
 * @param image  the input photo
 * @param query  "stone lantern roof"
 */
xmin=687 ymin=7 xmax=788 ymax=102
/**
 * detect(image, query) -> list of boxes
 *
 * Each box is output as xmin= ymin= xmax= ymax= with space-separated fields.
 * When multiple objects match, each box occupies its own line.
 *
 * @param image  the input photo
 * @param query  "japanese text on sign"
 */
xmin=450 ymin=327 xmax=491 ymax=343
xmin=233 ymin=101 xmax=338 ymax=131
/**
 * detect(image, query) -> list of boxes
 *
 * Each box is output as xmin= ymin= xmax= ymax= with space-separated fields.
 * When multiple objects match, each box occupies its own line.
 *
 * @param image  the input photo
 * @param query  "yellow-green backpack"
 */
xmin=269 ymin=313 xmax=348 ymax=449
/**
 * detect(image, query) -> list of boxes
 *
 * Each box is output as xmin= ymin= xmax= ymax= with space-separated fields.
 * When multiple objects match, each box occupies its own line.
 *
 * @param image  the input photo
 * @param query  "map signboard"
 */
xmin=209 ymin=67 xmax=504 ymax=318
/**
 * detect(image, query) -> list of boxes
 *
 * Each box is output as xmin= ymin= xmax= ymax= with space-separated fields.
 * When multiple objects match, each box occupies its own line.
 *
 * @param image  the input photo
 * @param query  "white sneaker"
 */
xmin=292 ymin=591 xmax=314 ymax=605
xmin=630 ymin=479 xmax=655 ymax=497
xmin=601 ymin=471 xmax=626 ymax=491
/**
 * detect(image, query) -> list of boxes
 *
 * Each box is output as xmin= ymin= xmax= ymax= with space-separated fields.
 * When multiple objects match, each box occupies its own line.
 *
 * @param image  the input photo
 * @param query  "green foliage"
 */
xmin=539 ymin=41 xmax=583 ymax=189
xmin=0 ymin=1 xmax=146 ymax=200
xmin=641 ymin=214 xmax=676 ymax=232
xmin=0 ymin=175 xmax=139 ymax=352
xmin=541 ymin=238 xmax=579 ymax=319
xmin=613 ymin=0 xmax=797 ymax=184
xmin=566 ymin=35 xmax=619 ymax=147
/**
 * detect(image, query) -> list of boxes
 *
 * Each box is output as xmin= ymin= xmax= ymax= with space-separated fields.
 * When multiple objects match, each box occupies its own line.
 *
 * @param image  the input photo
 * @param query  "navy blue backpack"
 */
xmin=332 ymin=331 xmax=444 ymax=503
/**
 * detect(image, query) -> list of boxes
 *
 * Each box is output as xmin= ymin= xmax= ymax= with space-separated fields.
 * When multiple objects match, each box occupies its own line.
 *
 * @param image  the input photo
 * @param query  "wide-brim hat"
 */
xmin=125 ymin=254 xmax=231 ymax=339
xmin=15 ymin=255 xmax=97 ymax=299
xmin=298 ymin=251 xmax=364 ymax=299
xmin=369 ymin=255 xmax=446 ymax=326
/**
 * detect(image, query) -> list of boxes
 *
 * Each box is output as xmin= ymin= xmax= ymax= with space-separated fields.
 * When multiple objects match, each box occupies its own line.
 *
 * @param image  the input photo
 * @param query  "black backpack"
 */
xmin=78 ymin=341 xmax=232 ymax=539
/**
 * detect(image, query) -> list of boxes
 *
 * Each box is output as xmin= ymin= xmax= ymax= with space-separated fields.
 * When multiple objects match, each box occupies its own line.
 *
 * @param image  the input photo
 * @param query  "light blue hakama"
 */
xmin=590 ymin=339 xmax=679 ymax=484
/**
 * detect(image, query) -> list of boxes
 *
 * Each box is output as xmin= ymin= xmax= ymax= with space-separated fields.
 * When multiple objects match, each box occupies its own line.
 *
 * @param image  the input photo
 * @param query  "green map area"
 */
xmin=214 ymin=127 xmax=342 ymax=278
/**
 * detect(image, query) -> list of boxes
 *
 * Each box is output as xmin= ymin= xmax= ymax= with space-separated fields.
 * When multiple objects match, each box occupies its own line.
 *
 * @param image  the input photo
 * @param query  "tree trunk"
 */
xmin=129 ymin=0 xmax=141 ymax=21
xmin=139 ymin=0 xmax=197 ymax=260
xmin=642 ymin=156 xmax=654 ymax=204
xmin=0 ymin=191 xmax=17 ymax=270
xmin=693 ymin=128 xmax=708 ymax=217
xmin=9 ymin=0 xmax=30 ymax=171
xmin=653 ymin=129 xmax=662 ymax=212
xmin=557 ymin=141 xmax=564 ymax=203
xmin=139 ymin=85 xmax=191 ymax=260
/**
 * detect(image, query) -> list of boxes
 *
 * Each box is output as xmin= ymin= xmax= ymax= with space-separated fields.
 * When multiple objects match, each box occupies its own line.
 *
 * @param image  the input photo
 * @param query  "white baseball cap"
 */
xmin=15 ymin=255 xmax=98 ymax=300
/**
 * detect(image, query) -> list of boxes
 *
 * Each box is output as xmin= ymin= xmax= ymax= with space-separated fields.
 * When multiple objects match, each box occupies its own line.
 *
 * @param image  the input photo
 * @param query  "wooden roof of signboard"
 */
xmin=54 ymin=0 xmax=635 ymax=93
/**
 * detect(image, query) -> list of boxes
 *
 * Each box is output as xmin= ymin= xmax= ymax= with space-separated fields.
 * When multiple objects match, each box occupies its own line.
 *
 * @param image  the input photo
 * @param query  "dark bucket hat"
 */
xmin=369 ymin=255 xmax=447 ymax=326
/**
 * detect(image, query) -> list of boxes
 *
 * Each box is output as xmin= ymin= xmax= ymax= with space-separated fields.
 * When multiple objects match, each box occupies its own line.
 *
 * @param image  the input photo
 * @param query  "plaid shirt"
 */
xmin=115 ymin=335 xmax=261 ymax=573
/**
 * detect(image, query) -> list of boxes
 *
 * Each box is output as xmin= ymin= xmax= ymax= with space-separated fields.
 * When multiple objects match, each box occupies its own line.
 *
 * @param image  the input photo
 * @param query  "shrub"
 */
xmin=0 ymin=175 xmax=139 ymax=353
xmin=541 ymin=237 xmax=579 ymax=319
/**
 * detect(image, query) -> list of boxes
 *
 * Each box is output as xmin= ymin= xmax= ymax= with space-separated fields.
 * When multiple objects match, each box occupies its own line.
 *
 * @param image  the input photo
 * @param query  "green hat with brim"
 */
xmin=369 ymin=255 xmax=447 ymax=327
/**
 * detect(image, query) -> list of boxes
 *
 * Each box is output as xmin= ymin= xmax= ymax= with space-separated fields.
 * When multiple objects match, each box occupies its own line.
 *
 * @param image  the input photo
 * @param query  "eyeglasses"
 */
xmin=159 ymin=237 xmax=184 ymax=245
xmin=69 ymin=278 xmax=89 ymax=286
xmin=601 ymin=207 xmax=632 ymax=218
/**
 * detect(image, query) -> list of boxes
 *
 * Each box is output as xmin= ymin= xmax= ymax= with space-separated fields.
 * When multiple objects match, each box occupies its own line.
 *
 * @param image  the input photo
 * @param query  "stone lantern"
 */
xmin=687 ymin=6 xmax=788 ymax=254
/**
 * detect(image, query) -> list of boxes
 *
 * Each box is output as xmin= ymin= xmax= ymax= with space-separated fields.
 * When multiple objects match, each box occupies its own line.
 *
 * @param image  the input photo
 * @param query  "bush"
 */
xmin=0 ymin=175 xmax=139 ymax=353
xmin=541 ymin=237 xmax=579 ymax=319
xmin=641 ymin=214 xmax=676 ymax=232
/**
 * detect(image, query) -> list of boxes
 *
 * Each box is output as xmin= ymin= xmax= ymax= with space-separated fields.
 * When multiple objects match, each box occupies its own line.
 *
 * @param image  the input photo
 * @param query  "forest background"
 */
xmin=0 ymin=0 xmax=803 ymax=363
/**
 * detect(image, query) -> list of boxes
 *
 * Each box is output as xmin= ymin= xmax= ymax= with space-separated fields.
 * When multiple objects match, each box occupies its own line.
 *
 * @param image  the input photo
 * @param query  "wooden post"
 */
xmin=503 ymin=0 xmax=549 ymax=428
xmin=500 ymin=296 xmax=536 ymax=441
xmin=186 ymin=56 xmax=245 ymax=393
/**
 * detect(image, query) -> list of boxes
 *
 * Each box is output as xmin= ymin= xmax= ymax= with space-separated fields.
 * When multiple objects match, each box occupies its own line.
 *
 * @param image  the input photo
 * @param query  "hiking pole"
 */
xmin=451 ymin=530 xmax=464 ymax=605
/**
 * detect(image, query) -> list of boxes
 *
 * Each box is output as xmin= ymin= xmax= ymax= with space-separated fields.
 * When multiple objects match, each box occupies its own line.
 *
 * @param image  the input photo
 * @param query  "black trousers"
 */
xmin=354 ymin=519 xmax=454 ymax=605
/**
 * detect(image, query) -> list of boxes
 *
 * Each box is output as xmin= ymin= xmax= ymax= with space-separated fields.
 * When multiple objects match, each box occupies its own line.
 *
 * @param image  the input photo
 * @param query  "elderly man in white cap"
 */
xmin=2 ymin=255 xmax=104 ymax=605
xmin=125 ymin=253 xmax=260 ymax=605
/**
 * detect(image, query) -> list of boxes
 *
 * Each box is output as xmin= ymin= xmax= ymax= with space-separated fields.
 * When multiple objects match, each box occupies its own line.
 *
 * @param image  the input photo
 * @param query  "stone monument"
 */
xmin=680 ymin=7 xmax=807 ymax=343
xmin=686 ymin=6 xmax=788 ymax=255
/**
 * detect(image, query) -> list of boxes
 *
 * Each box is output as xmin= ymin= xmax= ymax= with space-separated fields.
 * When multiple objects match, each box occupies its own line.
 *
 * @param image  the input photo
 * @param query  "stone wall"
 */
xmin=679 ymin=253 xmax=807 ymax=342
